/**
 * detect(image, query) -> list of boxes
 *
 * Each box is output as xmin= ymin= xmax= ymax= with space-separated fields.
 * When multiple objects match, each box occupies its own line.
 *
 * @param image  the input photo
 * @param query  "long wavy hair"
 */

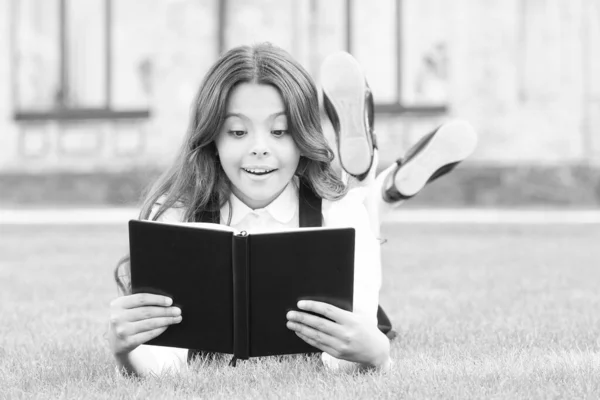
xmin=115 ymin=43 xmax=346 ymax=295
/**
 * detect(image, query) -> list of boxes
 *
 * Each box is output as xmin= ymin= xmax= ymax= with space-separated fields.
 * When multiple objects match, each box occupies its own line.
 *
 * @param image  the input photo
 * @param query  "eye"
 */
xmin=228 ymin=130 xmax=246 ymax=138
xmin=272 ymin=130 xmax=288 ymax=138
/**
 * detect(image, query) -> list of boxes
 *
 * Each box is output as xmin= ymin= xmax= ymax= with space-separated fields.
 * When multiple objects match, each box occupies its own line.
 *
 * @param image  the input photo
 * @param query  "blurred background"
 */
xmin=0 ymin=0 xmax=599 ymax=208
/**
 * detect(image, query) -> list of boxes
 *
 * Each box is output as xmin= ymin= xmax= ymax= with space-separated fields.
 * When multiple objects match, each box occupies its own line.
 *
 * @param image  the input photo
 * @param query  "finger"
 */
xmin=127 ymin=306 xmax=182 ymax=322
xmin=286 ymin=320 xmax=340 ymax=350
xmin=295 ymin=332 xmax=337 ymax=355
xmin=127 ymin=315 xmax=183 ymax=336
xmin=114 ymin=293 xmax=173 ymax=309
xmin=297 ymin=300 xmax=350 ymax=323
xmin=286 ymin=310 xmax=343 ymax=337
xmin=127 ymin=326 xmax=170 ymax=348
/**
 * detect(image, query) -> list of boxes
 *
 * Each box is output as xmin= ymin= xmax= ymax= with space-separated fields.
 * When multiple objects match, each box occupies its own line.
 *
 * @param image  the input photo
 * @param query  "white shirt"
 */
xmin=152 ymin=178 xmax=382 ymax=369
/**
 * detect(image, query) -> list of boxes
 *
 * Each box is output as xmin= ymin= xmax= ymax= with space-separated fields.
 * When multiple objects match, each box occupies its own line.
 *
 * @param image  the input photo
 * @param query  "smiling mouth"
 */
xmin=242 ymin=168 xmax=277 ymax=176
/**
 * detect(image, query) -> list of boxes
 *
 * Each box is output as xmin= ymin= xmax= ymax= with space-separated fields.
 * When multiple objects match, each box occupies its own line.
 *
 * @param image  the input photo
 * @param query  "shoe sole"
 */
xmin=321 ymin=52 xmax=372 ymax=177
xmin=393 ymin=120 xmax=478 ymax=197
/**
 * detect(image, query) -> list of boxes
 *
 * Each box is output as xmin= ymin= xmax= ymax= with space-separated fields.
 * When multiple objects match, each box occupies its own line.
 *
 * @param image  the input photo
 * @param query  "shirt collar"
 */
xmin=221 ymin=179 xmax=299 ymax=226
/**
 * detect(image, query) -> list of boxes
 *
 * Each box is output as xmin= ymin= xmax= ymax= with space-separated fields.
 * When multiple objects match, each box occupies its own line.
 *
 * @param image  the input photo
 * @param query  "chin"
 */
xmin=246 ymin=186 xmax=283 ymax=206
xmin=251 ymin=190 xmax=279 ymax=204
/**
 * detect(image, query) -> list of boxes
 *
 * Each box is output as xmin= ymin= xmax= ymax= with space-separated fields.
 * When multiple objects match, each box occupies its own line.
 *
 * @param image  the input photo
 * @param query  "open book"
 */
xmin=128 ymin=220 xmax=355 ymax=359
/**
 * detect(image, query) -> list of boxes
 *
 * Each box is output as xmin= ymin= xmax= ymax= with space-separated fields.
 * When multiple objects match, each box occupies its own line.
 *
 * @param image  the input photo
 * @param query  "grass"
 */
xmin=1 ymin=222 xmax=599 ymax=399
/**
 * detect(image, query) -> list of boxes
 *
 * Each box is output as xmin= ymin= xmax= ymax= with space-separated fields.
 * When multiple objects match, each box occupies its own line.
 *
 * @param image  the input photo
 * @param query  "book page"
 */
xmin=251 ymin=226 xmax=353 ymax=235
xmin=135 ymin=219 xmax=238 ymax=233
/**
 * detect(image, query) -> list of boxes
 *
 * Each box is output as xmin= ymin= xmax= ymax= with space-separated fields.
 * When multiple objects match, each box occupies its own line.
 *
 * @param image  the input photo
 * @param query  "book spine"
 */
xmin=232 ymin=231 xmax=250 ymax=360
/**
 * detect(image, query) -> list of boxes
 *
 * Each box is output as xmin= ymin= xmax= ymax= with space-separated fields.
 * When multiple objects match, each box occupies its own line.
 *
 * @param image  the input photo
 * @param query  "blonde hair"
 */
xmin=115 ymin=43 xmax=346 ymax=294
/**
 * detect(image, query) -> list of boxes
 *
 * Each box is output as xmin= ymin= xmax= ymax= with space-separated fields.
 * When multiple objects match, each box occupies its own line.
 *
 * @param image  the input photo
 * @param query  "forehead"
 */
xmin=226 ymin=83 xmax=286 ymax=115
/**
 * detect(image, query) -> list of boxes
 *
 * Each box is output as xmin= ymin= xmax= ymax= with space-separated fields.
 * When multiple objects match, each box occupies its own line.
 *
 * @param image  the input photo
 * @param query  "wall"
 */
xmin=0 ymin=0 xmax=598 ymax=175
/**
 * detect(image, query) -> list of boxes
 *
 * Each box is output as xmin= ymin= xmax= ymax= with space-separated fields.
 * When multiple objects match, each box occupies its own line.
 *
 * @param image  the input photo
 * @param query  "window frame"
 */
xmin=12 ymin=0 xmax=150 ymax=122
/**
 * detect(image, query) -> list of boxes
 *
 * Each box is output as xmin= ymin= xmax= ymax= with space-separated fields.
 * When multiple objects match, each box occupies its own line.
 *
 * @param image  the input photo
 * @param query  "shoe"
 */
xmin=320 ymin=51 xmax=376 ymax=181
xmin=382 ymin=120 xmax=477 ymax=202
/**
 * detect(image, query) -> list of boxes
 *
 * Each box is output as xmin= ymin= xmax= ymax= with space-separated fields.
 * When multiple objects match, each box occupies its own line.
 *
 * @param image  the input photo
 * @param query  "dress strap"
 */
xmin=298 ymin=178 xmax=322 ymax=227
xmin=195 ymin=207 xmax=219 ymax=223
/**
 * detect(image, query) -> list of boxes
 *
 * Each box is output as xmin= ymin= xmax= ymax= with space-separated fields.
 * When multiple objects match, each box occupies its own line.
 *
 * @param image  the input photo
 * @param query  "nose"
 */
xmin=251 ymin=148 xmax=269 ymax=156
xmin=250 ymin=132 xmax=270 ymax=157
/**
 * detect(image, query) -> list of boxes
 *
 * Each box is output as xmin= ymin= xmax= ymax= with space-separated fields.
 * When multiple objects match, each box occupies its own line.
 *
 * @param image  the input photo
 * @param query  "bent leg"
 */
xmin=381 ymin=120 xmax=477 ymax=203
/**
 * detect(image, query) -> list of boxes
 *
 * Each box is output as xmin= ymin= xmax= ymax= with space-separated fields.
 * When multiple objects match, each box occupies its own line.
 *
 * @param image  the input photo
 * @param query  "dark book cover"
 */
xmin=128 ymin=220 xmax=355 ymax=358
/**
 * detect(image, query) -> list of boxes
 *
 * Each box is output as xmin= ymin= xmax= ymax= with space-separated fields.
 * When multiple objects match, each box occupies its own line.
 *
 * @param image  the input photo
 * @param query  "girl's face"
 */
xmin=215 ymin=83 xmax=301 ymax=210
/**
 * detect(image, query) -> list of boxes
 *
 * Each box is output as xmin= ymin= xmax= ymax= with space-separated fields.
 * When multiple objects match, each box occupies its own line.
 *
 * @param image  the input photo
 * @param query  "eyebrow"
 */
xmin=224 ymin=111 xmax=286 ymax=119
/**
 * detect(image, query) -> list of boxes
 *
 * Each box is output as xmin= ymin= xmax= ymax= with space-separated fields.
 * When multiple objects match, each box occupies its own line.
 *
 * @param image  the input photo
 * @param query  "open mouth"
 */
xmin=242 ymin=168 xmax=277 ymax=176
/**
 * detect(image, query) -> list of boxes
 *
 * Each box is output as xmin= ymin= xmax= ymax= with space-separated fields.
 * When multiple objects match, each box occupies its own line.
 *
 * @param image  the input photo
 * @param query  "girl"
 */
xmin=108 ymin=43 xmax=391 ymax=376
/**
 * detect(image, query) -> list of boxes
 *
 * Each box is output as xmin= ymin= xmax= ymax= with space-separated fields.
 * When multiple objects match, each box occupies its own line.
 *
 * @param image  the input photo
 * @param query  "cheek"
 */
xmin=217 ymin=152 xmax=240 ymax=174
xmin=289 ymin=154 xmax=301 ymax=172
xmin=283 ymin=139 xmax=301 ymax=168
xmin=215 ymin=137 xmax=241 ymax=169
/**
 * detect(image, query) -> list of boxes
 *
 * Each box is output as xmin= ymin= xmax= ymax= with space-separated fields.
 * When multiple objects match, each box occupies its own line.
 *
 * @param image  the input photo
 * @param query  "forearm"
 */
xmin=114 ymin=345 xmax=188 ymax=377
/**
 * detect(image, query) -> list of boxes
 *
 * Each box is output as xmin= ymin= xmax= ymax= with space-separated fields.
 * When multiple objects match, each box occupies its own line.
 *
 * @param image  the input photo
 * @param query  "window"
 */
xmin=12 ymin=0 xmax=150 ymax=120
xmin=220 ymin=0 xmax=310 ymax=66
xmin=223 ymin=0 xmax=294 ymax=50
xmin=219 ymin=0 xmax=449 ymax=114
xmin=349 ymin=0 xmax=448 ymax=114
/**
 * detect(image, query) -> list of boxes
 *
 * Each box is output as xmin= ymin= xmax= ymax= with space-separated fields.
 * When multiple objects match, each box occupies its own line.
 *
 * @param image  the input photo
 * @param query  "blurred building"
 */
xmin=0 ymin=0 xmax=599 ymax=175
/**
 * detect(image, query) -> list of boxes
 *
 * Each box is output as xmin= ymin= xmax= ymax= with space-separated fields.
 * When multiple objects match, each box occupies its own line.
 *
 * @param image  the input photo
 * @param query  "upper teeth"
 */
xmin=244 ymin=168 xmax=273 ymax=174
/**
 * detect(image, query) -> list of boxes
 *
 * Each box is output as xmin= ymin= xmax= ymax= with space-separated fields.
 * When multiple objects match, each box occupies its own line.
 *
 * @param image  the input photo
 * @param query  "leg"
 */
xmin=320 ymin=51 xmax=380 ymax=232
xmin=320 ymin=52 xmax=392 ymax=338
xmin=319 ymin=52 xmax=477 ymax=342
xmin=380 ymin=120 xmax=478 ymax=205
xmin=320 ymin=51 xmax=376 ymax=184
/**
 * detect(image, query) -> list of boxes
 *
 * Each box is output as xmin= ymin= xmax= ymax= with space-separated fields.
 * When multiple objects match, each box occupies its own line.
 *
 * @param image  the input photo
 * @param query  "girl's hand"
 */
xmin=108 ymin=294 xmax=182 ymax=356
xmin=286 ymin=300 xmax=390 ymax=368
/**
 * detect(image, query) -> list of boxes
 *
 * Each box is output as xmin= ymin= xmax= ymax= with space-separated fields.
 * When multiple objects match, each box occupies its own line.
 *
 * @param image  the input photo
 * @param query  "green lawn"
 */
xmin=1 ymin=222 xmax=599 ymax=399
